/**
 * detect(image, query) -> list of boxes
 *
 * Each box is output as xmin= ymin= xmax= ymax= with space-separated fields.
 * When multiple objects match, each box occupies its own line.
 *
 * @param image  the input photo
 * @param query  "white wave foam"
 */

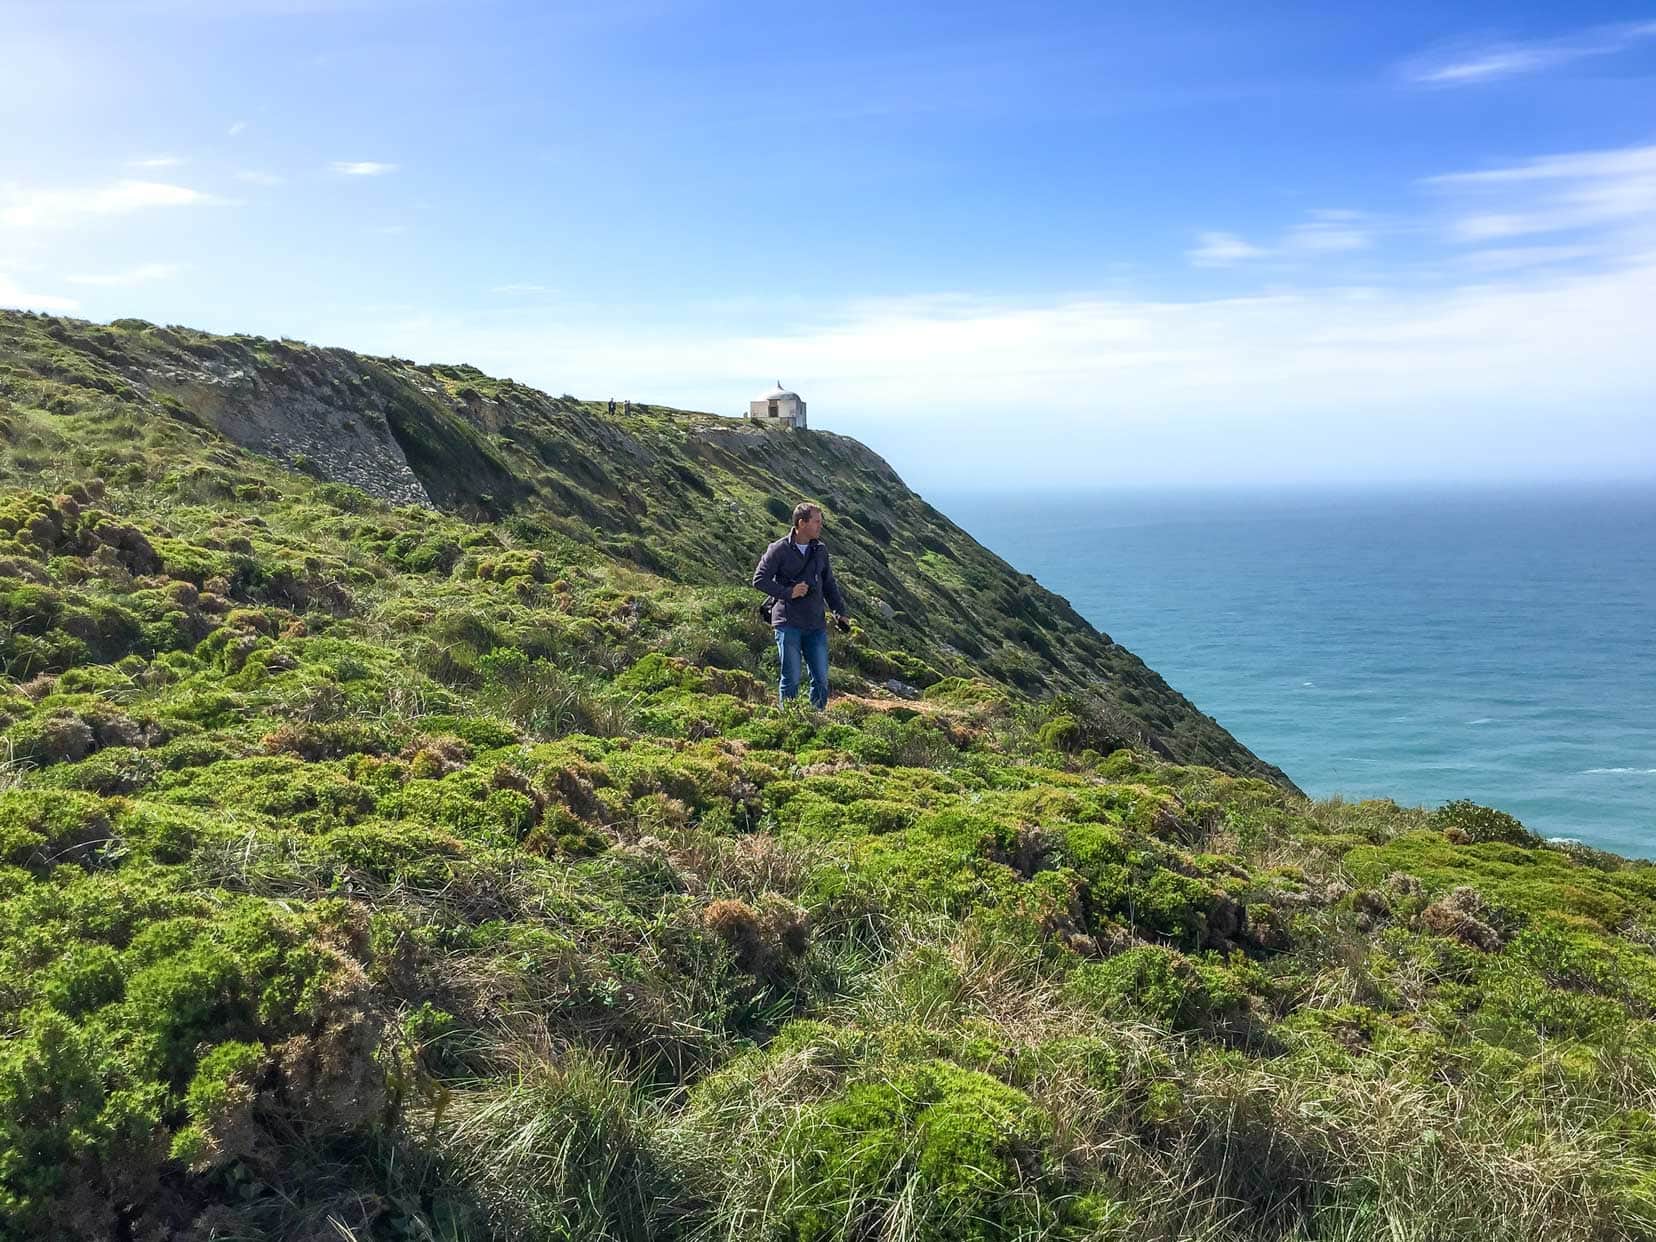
xmin=1581 ymin=767 xmax=1656 ymax=775
xmin=1466 ymin=717 xmax=1494 ymax=725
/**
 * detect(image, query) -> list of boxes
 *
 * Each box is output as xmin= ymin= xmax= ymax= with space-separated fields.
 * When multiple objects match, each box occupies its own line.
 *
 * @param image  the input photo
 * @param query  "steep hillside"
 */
xmin=1 ymin=309 xmax=1653 ymax=1242
xmin=0 ymin=310 xmax=1292 ymax=788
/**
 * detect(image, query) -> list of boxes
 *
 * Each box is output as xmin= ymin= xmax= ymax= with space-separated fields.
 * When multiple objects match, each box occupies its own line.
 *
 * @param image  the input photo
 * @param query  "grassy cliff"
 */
xmin=0 ymin=310 xmax=1292 ymax=786
xmin=1 ymin=309 xmax=1653 ymax=1241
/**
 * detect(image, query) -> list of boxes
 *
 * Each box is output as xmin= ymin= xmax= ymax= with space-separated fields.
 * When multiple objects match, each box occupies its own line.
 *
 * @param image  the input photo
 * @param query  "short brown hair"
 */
xmin=791 ymin=501 xmax=822 ymax=527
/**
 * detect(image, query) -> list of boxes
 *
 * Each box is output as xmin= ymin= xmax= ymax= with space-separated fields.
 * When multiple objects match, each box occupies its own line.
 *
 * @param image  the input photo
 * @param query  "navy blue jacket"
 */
xmin=752 ymin=536 xmax=847 ymax=631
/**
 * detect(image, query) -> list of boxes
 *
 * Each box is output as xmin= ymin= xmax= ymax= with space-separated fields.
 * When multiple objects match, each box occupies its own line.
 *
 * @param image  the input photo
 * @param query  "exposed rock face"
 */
xmin=137 ymin=344 xmax=433 ymax=509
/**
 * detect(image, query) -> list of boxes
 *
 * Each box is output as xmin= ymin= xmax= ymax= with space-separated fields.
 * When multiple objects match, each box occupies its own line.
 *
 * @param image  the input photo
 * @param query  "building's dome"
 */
xmin=756 ymin=382 xmax=799 ymax=400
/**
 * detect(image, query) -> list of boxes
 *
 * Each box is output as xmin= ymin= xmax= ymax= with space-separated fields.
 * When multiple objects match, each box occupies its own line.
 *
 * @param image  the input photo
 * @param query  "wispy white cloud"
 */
xmin=1429 ymin=144 xmax=1656 ymax=189
xmin=128 ymin=155 xmax=185 ymax=169
xmin=64 ymin=262 xmax=180 ymax=287
xmin=1452 ymin=244 xmax=1601 ymax=272
xmin=0 ymin=179 xmax=228 ymax=228
xmin=744 ymin=268 xmax=1652 ymax=413
xmin=1426 ymin=143 xmax=1656 ymax=243
xmin=235 ymin=169 xmax=283 ymax=186
xmin=228 ymin=120 xmax=248 ymax=136
xmin=330 ymin=160 xmax=397 ymax=176
xmin=1449 ymin=213 xmax=1534 ymax=242
xmin=1413 ymin=46 xmax=1566 ymax=86
xmin=0 ymin=274 xmax=78 ymax=312
xmin=1403 ymin=21 xmax=1656 ymax=87
xmin=1285 ymin=209 xmax=1371 ymax=254
xmin=1188 ymin=211 xmax=1372 ymax=268
xmin=1187 ymin=231 xmax=1267 ymax=267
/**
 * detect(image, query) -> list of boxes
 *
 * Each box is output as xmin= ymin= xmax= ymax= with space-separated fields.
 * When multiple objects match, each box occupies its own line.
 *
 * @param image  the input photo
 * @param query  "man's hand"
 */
xmin=834 ymin=613 xmax=851 ymax=632
xmin=790 ymin=582 xmax=810 ymax=599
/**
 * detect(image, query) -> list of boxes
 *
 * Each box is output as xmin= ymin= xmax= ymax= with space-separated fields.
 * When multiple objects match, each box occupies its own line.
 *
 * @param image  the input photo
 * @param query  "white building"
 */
xmin=747 ymin=382 xmax=807 ymax=429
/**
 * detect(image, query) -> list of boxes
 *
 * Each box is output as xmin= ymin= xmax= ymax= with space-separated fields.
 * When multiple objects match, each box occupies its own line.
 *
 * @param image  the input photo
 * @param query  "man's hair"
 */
xmin=791 ymin=501 xmax=822 ymax=528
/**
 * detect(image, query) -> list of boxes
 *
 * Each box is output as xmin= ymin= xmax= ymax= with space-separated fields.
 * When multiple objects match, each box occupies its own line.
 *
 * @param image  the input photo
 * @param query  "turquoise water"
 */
xmin=928 ymin=483 xmax=1656 ymax=859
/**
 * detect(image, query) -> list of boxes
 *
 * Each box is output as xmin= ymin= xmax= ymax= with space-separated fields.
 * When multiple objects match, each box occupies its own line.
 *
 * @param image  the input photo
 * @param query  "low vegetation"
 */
xmin=1 ymin=309 xmax=1652 ymax=1241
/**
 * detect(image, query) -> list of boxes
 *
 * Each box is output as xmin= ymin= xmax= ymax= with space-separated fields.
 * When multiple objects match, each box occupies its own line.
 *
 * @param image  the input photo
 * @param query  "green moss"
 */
xmin=169 ymin=1039 xmax=266 ymax=1167
xmin=1345 ymin=831 xmax=1647 ymax=932
xmin=414 ymin=712 xmax=520 ymax=750
xmin=781 ymin=1059 xmax=1066 ymax=1242
xmin=324 ymin=820 xmax=470 ymax=885
xmin=798 ymin=808 xmax=1022 ymax=921
xmin=1010 ymin=1034 xmax=1125 ymax=1093
xmin=0 ymin=870 xmax=374 ymax=1234
xmin=153 ymin=756 xmax=376 ymax=831
xmin=1064 ymin=945 xmax=1250 ymax=1031
xmin=380 ymin=769 xmax=537 ymax=846
xmin=0 ymin=789 xmax=112 ymax=870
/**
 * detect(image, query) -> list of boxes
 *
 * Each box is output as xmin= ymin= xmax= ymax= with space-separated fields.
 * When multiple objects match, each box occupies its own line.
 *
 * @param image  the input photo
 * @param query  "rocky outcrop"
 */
xmin=136 ymin=344 xmax=433 ymax=509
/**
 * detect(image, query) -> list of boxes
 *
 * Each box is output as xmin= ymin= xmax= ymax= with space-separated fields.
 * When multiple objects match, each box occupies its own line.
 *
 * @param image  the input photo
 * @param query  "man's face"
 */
xmin=795 ymin=511 xmax=823 ymax=541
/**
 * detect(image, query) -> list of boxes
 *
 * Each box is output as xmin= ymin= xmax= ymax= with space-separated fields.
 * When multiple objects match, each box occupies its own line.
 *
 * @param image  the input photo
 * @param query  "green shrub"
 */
xmin=324 ymin=820 xmax=469 ymax=885
xmin=780 ymin=1058 xmax=1068 ymax=1242
xmin=168 ymin=1038 xmax=267 ymax=1170
xmin=0 ymin=887 xmax=378 ymax=1238
xmin=29 ymin=746 xmax=160 ymax=794
xmin=0 ymin=789 xmax=112 ymax=870
xmin=153 ymin=757 xmax=376 ymax=831
xmin=1432 ymin=799 xmax=1540 ymax=846
xmin=1064 ymin=945 xmax=1249 ymax=1031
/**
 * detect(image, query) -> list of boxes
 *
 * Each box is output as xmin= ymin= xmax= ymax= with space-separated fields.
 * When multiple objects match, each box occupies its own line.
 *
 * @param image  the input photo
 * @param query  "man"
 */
xmin=752 ymin=501 xmax=849 ymax=709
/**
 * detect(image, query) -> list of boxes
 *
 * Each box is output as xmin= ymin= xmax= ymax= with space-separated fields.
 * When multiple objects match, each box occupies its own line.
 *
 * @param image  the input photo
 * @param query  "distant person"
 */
xmin=608 ymin=397 xmax=615 ymax=414
xmin=623 ymin=399 xmax=631 ymax=415
xmin=752 ymin=502 xmax=849 ymax=709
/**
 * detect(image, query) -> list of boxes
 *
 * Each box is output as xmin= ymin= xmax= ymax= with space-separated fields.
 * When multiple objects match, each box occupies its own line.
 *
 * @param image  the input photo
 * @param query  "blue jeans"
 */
xmin=775 ymin=626 xmax=830 ymax=709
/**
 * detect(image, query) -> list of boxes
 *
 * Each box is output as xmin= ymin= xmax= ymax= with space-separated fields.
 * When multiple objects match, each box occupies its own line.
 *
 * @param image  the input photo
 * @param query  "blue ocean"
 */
xmin=929 ymin=483 xmax=1656 ymax=859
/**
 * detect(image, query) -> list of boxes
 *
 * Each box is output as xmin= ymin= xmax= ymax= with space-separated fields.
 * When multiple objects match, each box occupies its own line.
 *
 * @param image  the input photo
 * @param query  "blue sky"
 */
xmin=3 ymin=1 xmax=1655 ymax=490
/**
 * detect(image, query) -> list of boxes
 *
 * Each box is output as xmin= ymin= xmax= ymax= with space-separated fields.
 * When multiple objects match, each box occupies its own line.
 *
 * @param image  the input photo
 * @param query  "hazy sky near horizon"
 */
xmin=3 ymin=1 xmax=1655 ymax=491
